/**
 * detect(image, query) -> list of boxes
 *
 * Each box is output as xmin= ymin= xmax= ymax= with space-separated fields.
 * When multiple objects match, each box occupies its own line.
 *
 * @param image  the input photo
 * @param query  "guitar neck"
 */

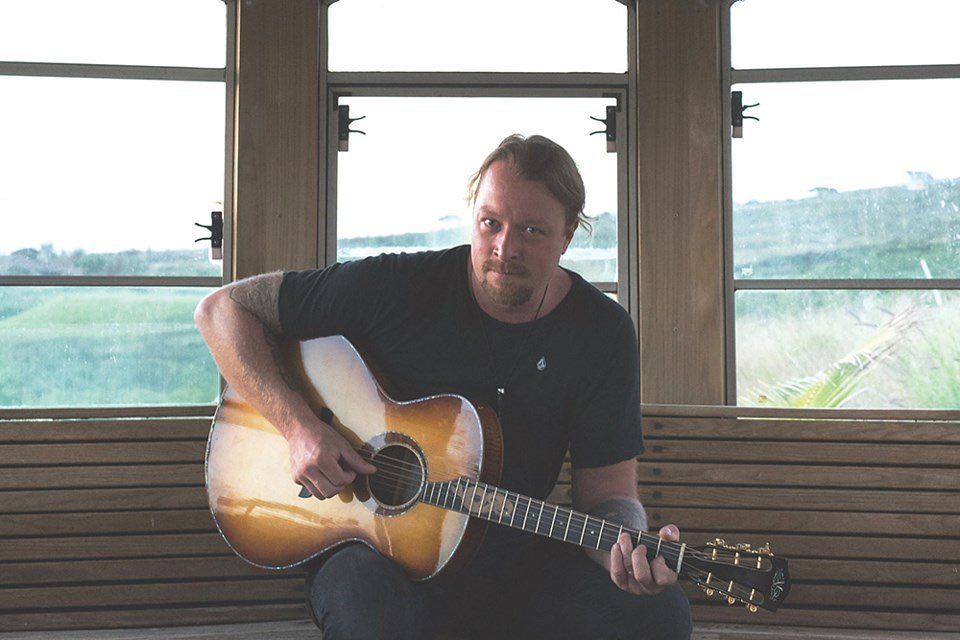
xmin=421 ymin=477 xmax=690 ymax=576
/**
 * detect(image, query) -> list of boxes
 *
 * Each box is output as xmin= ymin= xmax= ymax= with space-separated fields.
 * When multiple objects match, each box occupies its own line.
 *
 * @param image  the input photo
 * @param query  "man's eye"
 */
xmin=525 ymin=226 xmax=541 ymax=234
xmin=483 ymin=219 xmax=499 ymax=229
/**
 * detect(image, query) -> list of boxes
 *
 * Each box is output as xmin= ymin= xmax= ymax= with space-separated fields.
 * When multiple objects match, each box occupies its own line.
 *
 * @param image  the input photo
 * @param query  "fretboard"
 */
xmin=421 ymin=477 xmax=687 ymax=573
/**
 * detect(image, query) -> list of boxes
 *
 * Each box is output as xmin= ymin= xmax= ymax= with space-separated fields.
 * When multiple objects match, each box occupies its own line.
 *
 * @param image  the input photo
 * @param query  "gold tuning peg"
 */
xmin=710 ymin=538 xmax=726 ymax=547
xmin=748 ymin=604 xmax=758 ymax=613
xmin=757 ymin=542 xmax=773 ymax=556
xmin=726 ymin=596 xmax=737 ymax=605
xmin=704 ymin=588 xmax=715 ymax=596
xmin=735 ymin=542 xmax=753 ymax=551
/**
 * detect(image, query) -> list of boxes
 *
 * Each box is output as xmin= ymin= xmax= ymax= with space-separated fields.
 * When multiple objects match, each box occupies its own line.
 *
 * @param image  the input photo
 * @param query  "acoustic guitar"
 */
xmin=205 ymin=335 xmax=790 ymax=613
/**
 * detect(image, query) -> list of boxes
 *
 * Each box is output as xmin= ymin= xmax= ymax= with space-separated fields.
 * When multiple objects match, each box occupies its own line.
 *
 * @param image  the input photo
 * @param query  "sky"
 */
xmin=1 ymin=0 xmax=959 ymax=254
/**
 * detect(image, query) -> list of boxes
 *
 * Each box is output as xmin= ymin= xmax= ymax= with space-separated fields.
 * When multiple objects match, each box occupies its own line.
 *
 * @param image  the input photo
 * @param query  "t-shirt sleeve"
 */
xmin=278 ymin=256 xmax=392 ymax=342
xmin=568 ymin=309 xmax=643 ymax=469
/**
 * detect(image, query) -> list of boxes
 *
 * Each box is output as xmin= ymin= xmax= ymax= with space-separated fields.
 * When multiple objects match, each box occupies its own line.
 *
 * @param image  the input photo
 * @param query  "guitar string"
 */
xmin=352 ymin=449 xmax=700 ymax=559
xmin=344 ymin=448 xmax=699 ymax=560
xmin=317 ymin=454 xmax=759 ymax=602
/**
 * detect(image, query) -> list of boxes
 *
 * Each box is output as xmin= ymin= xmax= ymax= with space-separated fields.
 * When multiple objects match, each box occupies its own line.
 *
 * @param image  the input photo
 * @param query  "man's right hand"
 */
xmin=287 ymin=420 xmax=378 ymax=499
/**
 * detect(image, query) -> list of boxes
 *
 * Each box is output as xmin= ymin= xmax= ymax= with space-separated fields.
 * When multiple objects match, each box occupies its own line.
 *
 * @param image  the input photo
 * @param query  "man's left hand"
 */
xmin=609 ymin=524 xmax=680 ymax=596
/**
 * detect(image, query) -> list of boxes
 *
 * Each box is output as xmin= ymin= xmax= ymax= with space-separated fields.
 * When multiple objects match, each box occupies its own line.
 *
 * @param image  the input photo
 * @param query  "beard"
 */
xmin=480 ymin=260 xmax=533 ymax=307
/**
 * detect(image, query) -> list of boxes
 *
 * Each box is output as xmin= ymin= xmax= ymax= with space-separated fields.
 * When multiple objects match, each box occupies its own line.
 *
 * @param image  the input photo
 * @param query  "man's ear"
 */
xmin=561 ymin=224 xmax=577 ymax=254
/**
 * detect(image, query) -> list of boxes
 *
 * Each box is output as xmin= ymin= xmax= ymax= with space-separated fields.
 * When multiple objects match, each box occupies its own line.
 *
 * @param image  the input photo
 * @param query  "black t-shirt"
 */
xmin=279 ymin=245 xmax=642 ymax=557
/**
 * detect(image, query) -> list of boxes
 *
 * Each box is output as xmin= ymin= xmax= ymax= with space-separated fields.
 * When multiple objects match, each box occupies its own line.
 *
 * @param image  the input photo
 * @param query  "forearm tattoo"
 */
xmin=227 ymin=272 xmax=283 ymax=335
xmin=228 ymin=273 xmax=300 ymax=392
xmin=588 ymin=498 xmax=648 ymax=532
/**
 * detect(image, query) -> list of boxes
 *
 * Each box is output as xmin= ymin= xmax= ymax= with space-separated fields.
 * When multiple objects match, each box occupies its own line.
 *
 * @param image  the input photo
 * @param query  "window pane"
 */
xmin=732 ymin=80 xmax=960 ymax=279
xmin=335 ymin=97 xmax=618 ymax=283
xmin=0 ymin=287 xmax=218 ymax=408
xmin=0 ymin=0 xmax=225 ymax=67
xmin=0 ymin=76 xmax=225 ymax=276
xmin=328 ymin=0 xmax=627 ymax=72
xmin=736 ymin=289 xmax=960 ymax=409
xmin=732 ymin=0 xmax=960 ymax=68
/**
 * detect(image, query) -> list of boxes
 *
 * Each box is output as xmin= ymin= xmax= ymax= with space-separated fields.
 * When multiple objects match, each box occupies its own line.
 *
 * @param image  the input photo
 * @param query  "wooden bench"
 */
xmin=1 ymin=406 xmax=957 ymax=634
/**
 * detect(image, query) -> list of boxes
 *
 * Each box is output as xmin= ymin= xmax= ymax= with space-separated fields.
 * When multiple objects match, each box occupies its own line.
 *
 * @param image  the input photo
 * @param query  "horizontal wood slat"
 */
xmin=645 ymin=417 xmax=960 ymax=443
xmin=642 ymin=441 xmax=959 ymax=466
xmin=643 ymin=403 xmax=960 ymax=422
xmin=0 ymin=578 xmax=303 ymax=610
xmin=0 ymin=442 xmax=207 ymax=466
xmin=0 ymin=464 xmax=204 ymax=490
xmin=779 ymin=559 xmax=960 ymax=586
xmin=645 ymin=507 xmax=960 ymax=537
xmin=665 ymin=531 xmax=960 ymax=563
xmin=0 ymin=510 xmax=214 ymax=537
xmin=637 ymin=484 xmax=960 ymax=514
xmin=684 ymin=583 xmax=960 ymax=611
xmin=0 ymin=604 xmax=305 ymax=633
xmin=0 ymin=619 xmax=319 ymax=640
xmin=629 ymin=462 xmax=960 ymax=491
xmin=0 ymin=487 xmax=209 ymax=514
xmin=689 ymin=604 xmax=960 ymax=633
xmin=0 ymin=556 xmax=284 ymax=586
xmin=0 ymin=419 xmax=210 ymax=443
xmin=0 ymin=534 xmax=227 ymax=562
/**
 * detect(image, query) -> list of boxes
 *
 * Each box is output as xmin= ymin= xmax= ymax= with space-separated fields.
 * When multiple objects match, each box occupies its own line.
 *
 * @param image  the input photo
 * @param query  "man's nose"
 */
xmin=493 ymin=226 xmax=521 ymax=259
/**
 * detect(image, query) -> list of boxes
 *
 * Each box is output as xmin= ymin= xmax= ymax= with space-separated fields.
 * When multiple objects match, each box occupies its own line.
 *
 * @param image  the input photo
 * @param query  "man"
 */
xmin=195 ymin=134 xmax=692 ymax=639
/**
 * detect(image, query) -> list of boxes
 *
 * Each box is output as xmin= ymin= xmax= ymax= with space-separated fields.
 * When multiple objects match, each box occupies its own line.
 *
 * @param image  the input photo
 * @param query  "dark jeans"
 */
xmin=304 ymin=539 xmax=692 ymax=640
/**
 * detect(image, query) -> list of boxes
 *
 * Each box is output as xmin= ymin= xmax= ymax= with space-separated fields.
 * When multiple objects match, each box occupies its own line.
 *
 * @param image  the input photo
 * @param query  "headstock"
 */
xmin=682 ymin=538 xmax=790 ymax=613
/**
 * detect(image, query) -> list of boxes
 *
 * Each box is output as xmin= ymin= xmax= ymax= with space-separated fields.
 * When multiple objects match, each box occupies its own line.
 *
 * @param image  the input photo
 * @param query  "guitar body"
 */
xmin=205 ymin=335 xmax=503 ymax=579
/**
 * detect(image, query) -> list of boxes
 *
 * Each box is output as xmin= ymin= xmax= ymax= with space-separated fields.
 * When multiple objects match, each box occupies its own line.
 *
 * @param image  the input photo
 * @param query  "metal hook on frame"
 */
xmin=338 ymin=105 xmax=367 ymax=152
xmin=194 ymin=211 xmax=223 ymax=260
xmin=731 ymin=91 xmax=759 ymax=139
xmin=589 ymin=105 xmax=617 ymax=153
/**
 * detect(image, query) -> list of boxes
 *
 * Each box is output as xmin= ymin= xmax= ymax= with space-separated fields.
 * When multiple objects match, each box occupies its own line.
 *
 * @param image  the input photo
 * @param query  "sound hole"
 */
xmin=368 ymin=444 xmax=423 ymax=507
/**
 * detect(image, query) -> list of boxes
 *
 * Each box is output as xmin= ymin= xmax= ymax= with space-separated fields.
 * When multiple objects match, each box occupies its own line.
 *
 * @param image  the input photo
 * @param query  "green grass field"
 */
xmin=3 ymin=178 xmax=959 ymax=408
xmin=0 ymin=288 xmax=219 ymax=407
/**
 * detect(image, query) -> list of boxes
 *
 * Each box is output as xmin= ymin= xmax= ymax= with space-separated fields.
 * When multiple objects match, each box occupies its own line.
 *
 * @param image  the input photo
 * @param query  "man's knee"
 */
xmin=304 ymin=543 xmax=419 ymax=640
xmin=622 ymin=583 xmax=693 ymax=640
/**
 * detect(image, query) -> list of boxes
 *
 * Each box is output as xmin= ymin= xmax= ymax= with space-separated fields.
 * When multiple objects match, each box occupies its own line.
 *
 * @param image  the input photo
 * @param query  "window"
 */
xmin=0 ymin=1 xmax=230 ymax=409
xmin=323 ymin=0 xmax=636 ymax=311
xmin=725 ymin=1 xmax=960 ymax=409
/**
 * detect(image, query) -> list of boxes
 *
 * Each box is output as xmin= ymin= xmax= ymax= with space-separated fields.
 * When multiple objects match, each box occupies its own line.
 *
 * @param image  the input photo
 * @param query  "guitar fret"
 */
xmin=479 ymin=486 xmax=488 ymax=518
xmin=563 ymin=507 xmax=572 ymax=541
xmin=498 ymin=490 xmax=507 ymax=523
xmin=510 ymin=493 xmax=518 ymax=527
xmin=536 ymin=501 xmax=545 ymax=535
xmin=549 ymin=505 xmax=558 ymax=539
xmin=596 ymin=520 xmax=606 ymax=550
xmin=579 ymin=513 xmax=587 ymax=546
xmin=452 ymin=478 xmax=461 ymax=512
xmin=470 ymin=481 xmax=480 ymax=516
xmin=487 ymin=487 xmax=497 ymax=520
xmin=522 ymin=496 xmax=532 ymax=531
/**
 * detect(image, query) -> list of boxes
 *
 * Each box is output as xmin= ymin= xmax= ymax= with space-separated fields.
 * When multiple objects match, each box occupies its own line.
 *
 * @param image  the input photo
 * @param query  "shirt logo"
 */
xmin=536 ymin=356 xmax=547 ymax=371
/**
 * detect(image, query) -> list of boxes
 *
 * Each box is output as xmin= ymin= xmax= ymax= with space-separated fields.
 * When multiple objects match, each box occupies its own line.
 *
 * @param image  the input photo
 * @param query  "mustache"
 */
xmin=482 ymin=260 xmax=529 ymax=276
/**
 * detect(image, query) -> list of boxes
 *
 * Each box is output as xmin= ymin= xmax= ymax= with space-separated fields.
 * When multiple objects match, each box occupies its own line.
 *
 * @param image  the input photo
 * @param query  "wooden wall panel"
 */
xmin=549 ymin=407 xmax=960 ymax=632
xmin=233 ymin=0 xmax=320 ymax=279
xmin=636 ymin=0 xmax=726 ymax=404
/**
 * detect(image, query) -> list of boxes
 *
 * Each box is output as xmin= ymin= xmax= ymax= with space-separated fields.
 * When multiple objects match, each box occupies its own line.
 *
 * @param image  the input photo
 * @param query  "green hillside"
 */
xmin=3 ymin=178 xmax=958 ymax=408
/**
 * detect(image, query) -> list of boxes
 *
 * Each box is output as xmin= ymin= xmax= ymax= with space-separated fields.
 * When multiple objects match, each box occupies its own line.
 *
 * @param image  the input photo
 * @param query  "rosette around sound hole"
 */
xmin=368 ymin=444 xmax=424 ymax=508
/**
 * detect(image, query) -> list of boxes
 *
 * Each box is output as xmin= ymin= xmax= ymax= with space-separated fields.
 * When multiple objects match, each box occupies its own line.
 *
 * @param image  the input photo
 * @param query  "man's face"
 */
xmin=470 ymin=160 xmax=574 ymax=310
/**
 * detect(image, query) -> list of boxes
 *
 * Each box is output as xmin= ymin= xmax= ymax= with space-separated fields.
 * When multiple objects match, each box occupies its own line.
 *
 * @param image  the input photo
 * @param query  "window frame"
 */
xmin=0 ymin=1 xmax=236 ymax=418
xmin=720 ymin=1 xmax=960 ymax=405
xmin=317 ymin=0 xmax=640 ymax=323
